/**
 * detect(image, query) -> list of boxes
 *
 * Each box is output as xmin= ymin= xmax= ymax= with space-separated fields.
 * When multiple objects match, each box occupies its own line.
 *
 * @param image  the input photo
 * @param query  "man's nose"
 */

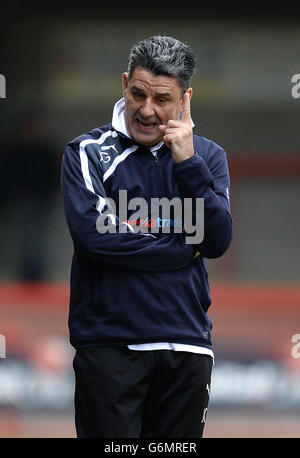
xmin=139 ymin=98 xmax=155 ymax=118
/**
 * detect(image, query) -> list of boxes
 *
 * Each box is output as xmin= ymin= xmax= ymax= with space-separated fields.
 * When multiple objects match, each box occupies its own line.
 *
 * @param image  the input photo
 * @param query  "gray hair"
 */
xmin=127 ymin=36 xmax=196 ymax=94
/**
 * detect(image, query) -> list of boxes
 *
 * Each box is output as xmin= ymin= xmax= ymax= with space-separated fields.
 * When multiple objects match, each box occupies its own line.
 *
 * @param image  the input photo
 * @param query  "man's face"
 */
xmin=122 ymin=67 xmax=189 ymax=147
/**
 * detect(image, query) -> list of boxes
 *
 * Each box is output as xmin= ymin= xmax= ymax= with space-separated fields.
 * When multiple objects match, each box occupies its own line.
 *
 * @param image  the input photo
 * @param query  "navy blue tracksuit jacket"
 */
xmin=61 ymin=123 xmax=233 ymax=350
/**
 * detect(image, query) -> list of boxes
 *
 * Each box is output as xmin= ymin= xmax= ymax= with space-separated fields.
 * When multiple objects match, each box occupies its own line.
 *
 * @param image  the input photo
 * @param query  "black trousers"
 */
xmin=73 ymin=346 xmax=213 ymax=438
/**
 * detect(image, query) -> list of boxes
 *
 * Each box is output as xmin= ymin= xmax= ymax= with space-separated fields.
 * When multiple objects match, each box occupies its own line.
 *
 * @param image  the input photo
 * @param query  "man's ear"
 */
xmin=122 ymin=72 xmax=128 ymax=97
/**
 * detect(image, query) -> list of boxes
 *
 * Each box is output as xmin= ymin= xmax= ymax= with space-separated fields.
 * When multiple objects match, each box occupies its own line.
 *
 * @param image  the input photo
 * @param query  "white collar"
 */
xmin=112 ymin=98 xmax=129 ymax=139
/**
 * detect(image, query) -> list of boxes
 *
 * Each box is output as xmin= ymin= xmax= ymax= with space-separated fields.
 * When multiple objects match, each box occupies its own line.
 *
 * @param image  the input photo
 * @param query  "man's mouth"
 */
xmin=136 ymin=118 xmax=158 ymax=132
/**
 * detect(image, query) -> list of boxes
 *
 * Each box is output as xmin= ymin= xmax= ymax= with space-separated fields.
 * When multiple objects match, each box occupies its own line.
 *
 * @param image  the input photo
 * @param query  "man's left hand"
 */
xmin=159 ymin=93 xmax=195 ymax=163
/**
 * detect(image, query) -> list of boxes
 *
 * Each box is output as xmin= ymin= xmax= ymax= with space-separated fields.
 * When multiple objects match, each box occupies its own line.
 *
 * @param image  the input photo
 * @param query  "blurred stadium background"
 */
xmin=0 ymin=3 xmax=300 ymax=438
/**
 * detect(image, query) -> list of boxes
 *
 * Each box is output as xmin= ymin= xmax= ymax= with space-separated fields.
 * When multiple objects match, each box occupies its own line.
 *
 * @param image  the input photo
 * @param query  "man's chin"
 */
xmin=132 ymin=135 xmax=161 ymax=148
xmin=132 ymin=131 xmax=162 ymax=148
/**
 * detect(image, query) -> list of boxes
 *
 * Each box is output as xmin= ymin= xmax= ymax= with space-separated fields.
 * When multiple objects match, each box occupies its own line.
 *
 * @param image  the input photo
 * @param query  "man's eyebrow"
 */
xmin=131 ymin=86 xmax=172 ymax=97
xmin=155 ymin=92 xmax=172 ymax=97
xmin=131 ymin=86 xmax=145 ymax=93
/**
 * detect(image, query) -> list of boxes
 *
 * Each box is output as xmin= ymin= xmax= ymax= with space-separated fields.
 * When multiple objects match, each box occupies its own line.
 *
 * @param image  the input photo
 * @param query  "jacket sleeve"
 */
xmin=172 ymin=147 xmax=233 ymax=258
xmin=61 ymin=143 xmax=196 ymax=271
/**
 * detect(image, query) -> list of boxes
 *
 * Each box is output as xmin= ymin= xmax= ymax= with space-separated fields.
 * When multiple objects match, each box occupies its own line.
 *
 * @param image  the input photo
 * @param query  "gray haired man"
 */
xmin=62 ymin=35 xmax=233 ymax=438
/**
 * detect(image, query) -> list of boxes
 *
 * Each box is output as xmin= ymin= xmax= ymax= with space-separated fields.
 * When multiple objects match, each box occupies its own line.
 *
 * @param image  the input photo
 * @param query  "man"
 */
xmin=61 ymin=35 xmax=233 ymax=438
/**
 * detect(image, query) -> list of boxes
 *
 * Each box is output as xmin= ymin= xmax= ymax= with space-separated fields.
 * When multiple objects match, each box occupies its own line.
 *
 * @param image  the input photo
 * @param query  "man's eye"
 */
xmin=158 ymin=98 xmax=167 ymax=104
xmin=133 ymin=92 xmax=144 ymax=99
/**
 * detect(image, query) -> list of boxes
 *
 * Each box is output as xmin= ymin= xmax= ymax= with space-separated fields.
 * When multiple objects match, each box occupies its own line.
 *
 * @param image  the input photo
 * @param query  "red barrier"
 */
xmin=0 ymin=282 xmax=299 ymax=312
